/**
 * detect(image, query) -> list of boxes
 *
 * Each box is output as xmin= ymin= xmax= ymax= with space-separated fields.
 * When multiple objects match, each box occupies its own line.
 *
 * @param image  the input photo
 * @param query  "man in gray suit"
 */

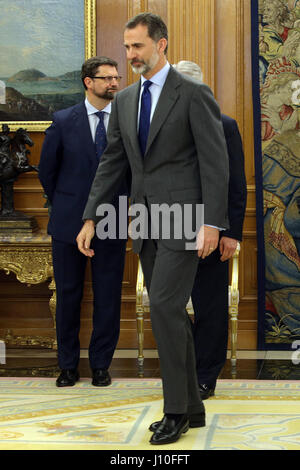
xmin=77 ymin=13 xmax=229 ymax=445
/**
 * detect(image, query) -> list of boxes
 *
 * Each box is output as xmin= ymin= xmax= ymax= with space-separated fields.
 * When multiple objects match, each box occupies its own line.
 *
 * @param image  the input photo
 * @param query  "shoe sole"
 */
xmin=92 ymin=381 xmax=111 ymax=387
xmin=56 ymin=379 xmax=79 ymax=387
xmin=190 ymin=419 xmax=206 ymax=428
xmin=201 ymin=393 xmax=215 ymax=400
xmin=200 ymin=389 xmax=216 ymax=400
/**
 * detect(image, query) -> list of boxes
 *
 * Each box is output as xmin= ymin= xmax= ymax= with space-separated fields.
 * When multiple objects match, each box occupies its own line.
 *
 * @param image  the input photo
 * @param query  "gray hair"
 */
xmin=173 ymin=60 xmax=203 ymax=82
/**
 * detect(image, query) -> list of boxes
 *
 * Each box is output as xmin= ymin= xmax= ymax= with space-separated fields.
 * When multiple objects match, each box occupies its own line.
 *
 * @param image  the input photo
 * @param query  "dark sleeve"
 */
xmin=38 ymin=116 xmax=62 ymax=203
xmin=190 ymin=84 xmax=230 ymax=229
xmin=221 ymin=117 xmax=247 ymax=241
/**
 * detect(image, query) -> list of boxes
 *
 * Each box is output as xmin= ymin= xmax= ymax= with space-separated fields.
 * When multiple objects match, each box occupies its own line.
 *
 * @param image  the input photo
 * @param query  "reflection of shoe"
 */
xmin=199 ymin=383 xmax=216 ymax=400
xmin=149 ymin=411 xmax=205 ymax=432
xmin=92 ymin=369 xmax=111 ymax=387
xmin=150 ymin=415 xmax=189 ymax=445
xmin=56 ymin=369 xmax=79 ymax=387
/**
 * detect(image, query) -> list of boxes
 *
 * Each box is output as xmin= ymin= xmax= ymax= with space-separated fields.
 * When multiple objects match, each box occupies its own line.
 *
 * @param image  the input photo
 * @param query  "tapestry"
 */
xmin=251 ymin=0 xmax=300 ymax=349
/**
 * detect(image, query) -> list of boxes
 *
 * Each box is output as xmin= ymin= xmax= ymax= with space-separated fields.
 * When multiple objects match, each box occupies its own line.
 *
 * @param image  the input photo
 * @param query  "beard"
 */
xmin=130 ymin=49 xmax=159 ymax=75
xmin=131 ymin=62 xmax=151 ymax=75
xmin=93 ymin=88 xmax=117 ymax=100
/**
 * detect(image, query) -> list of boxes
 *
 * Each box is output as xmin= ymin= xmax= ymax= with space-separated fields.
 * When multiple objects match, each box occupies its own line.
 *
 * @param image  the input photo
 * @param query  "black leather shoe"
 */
xmin=92 ymin=369 xmax=111 ymax=387
xmin=56 ymin=369 xmax=79 ymax=387
xmin=199 ymin=383 xmax=216 ymax=400
xmin=149 ymin=411 xmax=205 ymax=432
xmin=150 ymin=415 xmax=189 ymax=445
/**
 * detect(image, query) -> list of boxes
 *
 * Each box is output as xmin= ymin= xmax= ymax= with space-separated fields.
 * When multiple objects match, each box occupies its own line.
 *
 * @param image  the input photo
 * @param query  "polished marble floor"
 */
xmin=0 ymin=349 xmax=299 ymax=381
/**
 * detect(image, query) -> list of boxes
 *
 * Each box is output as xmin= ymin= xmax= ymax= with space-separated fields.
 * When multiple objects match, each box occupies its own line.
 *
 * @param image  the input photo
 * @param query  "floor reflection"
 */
xmin=1 ymin=350 xmax=299 ymax=381
xmin=259 ymin=360 xmax=300 ymax=380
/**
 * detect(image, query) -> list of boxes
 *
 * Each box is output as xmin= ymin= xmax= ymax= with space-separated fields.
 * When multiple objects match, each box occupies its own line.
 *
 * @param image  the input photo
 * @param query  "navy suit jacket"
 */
xmin=39 ymin=101 xmax=128 ymax=244
xmin=221 ymin=114 xmax=247 ymax=241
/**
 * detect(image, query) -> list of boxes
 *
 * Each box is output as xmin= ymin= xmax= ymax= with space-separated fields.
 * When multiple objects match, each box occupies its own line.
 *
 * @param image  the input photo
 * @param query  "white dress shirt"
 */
xmin=85 ymin=98 xmax=111 ymax=141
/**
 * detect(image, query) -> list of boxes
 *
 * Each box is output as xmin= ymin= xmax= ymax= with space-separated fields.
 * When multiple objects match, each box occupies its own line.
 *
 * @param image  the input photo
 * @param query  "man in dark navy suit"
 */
xmin=39 ymin=56 xmax=128 ymax=387
xmin=175 ymin=61 xmax=247 ymax=399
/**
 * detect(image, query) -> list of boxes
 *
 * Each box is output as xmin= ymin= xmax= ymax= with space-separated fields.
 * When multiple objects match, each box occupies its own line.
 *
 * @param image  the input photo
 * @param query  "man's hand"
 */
xmin=197 ymin=225 xmax=220 ymax=259
xmin=219 ymin=236 xmax=238 ymax=261
xmin=76 ymin=220 xmax=95 ymax=257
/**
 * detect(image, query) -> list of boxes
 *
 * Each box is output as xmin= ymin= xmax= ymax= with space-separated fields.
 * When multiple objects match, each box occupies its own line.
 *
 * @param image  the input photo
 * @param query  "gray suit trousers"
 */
xmin=140 ymin=238 xmax=204 ymax=414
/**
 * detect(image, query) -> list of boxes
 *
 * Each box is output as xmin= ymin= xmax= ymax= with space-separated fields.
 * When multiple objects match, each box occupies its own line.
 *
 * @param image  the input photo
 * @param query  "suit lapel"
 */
xmin=145 ymin=67 xmax=181 ymax=156
xmin=127 ymin=82 xmax=143 ymax=160
xmin=125 ymin=68 xmax=181 ymax=161
xmin=72 ymin=101 xmax=96 ymax=167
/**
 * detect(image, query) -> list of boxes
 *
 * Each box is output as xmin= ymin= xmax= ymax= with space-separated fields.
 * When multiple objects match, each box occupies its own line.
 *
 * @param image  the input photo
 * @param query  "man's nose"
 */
xmin=126 ymin=48 xmax=135 ymax=60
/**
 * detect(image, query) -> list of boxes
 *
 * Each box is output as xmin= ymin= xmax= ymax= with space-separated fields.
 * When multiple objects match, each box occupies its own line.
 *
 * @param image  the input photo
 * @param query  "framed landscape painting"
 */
xmin=0 ymin=0 xmax=96 ymax=131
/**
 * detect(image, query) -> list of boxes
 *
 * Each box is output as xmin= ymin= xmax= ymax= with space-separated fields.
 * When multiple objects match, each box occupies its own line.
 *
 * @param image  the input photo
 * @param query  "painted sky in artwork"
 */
xmin=0 ymin=0 xmax=84 ymax=77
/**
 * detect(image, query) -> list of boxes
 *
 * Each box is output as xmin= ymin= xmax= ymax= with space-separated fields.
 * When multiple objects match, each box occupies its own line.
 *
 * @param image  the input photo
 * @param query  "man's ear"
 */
xmin=84 ymin=76 xmax=93 ymax=90
xmin=157 ymin=37 xmax=168 ymax=54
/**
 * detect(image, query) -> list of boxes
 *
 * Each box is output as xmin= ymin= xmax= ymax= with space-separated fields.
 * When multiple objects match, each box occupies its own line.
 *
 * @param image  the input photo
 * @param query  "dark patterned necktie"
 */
xmin=94 ymin=111 xmax=107 ymax=160
xmin=138 ymin=80 xmax=152 ymax=156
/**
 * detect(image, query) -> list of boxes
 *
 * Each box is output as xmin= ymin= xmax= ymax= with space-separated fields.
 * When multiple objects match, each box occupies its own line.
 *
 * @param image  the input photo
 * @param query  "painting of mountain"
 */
xmin=0 ymin=0 xmax=85 ymax=123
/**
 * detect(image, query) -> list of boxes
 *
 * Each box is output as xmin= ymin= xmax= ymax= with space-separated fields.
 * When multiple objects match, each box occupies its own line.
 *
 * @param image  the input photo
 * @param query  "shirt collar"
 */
xmin=85 ymin=97 xmax=112 ymax=115
xmin=141 ymin=61 xmax=170 ymax=88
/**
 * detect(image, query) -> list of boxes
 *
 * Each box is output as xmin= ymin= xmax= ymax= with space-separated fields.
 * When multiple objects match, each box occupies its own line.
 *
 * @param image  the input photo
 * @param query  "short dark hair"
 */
xmin=81 ymin=56 xmax=118 ymax=89
xmin=125 ymin=12 xmax=168 ymax=54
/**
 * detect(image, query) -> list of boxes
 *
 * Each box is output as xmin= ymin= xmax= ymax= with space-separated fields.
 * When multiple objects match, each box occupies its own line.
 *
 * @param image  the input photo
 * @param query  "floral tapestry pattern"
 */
xmin=258 ymin=0 xmax=300 ymax=345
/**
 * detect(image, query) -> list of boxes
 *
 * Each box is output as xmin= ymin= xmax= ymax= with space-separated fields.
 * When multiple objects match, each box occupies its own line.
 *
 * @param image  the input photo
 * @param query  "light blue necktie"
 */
xmin=94 ymin=111 xmax=107 ymax=160
xmin=138 ymin=80 xmax=152 ymax=156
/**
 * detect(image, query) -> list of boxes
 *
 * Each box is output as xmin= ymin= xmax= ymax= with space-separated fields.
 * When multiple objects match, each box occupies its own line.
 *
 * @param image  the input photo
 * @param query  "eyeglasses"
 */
xmin=91 ymin=76 xmax=122 ymax=83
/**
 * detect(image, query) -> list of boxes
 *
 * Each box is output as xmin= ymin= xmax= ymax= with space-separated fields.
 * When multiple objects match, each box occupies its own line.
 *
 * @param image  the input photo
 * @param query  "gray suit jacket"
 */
xmin=83 ymin=66 xmax=229 ymax=253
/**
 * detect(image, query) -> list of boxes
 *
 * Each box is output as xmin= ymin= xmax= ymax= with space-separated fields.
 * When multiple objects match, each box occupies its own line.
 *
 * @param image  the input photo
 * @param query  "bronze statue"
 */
xmin=0 ymin=125 xmax=11 ymax=177
xmin=0 ymin=125 xmax=37 ymax=217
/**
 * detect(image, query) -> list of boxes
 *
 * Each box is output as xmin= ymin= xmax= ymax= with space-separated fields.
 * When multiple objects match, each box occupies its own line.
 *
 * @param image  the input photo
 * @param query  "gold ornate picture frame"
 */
xmin=0 ymin=0 xmax=96 ymax=132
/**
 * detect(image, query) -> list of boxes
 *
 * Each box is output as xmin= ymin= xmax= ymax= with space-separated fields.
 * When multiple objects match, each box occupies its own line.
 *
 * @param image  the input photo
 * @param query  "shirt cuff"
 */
xmin=204 ymin=224 xmax=225 ymax=231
